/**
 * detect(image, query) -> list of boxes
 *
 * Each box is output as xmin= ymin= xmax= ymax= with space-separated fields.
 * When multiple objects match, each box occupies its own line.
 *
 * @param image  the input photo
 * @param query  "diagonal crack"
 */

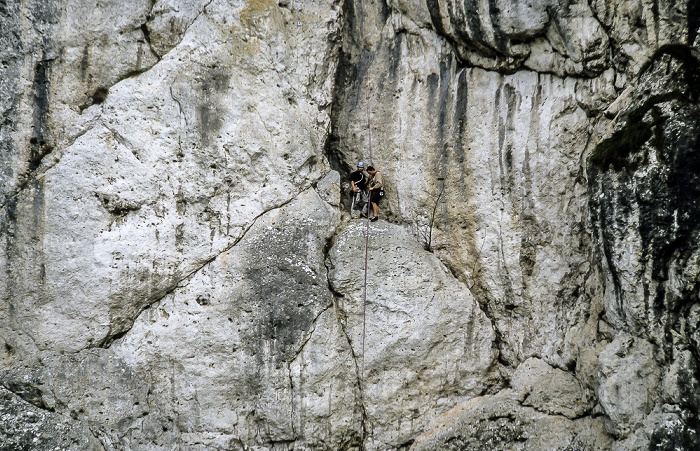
xmin=98 ymin=190 xmax=307 ymax=349
xmin=0 ymin=117 xmax=102 ymax=213
xmin=287 ymin=303 xmax=333 ymax=365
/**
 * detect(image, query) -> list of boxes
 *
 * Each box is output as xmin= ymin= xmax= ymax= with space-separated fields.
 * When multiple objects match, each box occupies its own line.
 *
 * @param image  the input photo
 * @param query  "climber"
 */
xmin=349 ymin=161 xmax=369 ymax=219
xmin=366 ymin=165 xmax=384 ymax=222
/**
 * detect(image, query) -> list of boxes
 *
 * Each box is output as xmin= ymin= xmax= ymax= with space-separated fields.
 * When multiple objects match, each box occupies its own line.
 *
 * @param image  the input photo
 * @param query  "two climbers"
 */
xmin=349 ymin=161 xmax=384 ymax=222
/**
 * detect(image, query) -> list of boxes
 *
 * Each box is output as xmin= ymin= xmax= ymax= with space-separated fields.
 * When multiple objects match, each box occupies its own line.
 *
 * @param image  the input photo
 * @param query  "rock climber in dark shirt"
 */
xmin=349 ymin=161 xmax=368 ymax=219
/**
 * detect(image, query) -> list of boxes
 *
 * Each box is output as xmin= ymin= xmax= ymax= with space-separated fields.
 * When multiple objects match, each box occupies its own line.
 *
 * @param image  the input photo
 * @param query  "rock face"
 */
xmin=1 ymin=0 xmax=699 ymax=450
xmin=328 ymin=221 xmax=495 ymax=449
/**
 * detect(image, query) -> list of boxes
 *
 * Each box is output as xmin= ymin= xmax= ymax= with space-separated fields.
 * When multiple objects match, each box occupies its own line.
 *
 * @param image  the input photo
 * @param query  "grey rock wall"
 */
xmin=1 ymin=0 xmax=699 ymax=449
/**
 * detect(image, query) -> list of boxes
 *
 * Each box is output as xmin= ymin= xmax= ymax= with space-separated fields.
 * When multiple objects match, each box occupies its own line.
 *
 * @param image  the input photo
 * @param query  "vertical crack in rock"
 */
xmin=0 ymin=57 xmax=56 ymax=211
xmin=285 ymin=360 xmax=297 ymax=438
xmin=332 ymin=305 xmax=370 ymax=443
xmin=324 ymin=0 xmax=384 ymax=212
xmin=322 ymin=225 xmax=370 ymax=444
xmin=30 ymin=58 xmax=53 ymax=173
xmin=139 ymin=0 xmax=159 ymax=61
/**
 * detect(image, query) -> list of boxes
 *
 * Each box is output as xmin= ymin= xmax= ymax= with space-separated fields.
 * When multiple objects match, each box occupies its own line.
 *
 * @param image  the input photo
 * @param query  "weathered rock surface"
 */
xmin=111 ymin=188 xmax=354 ymax=449
xmin=587 ymin=40 xmax=700 ymax=448
xmin=2 ymin=348 xmax=176 ymax=449
xmin=410 ymin=390 xmax=612 ymax=451
xmin=1 ymin=0 xmax=340 ymax=354
xmin=328 ymin=220 xmax=495 ymax=448
xmin=1 ymin=0 xmax=699 ymax=449
xmin=0 ymin=386 xmax=102 ymax=450
xmin=510 ymin=357 xmax=593 ymax=419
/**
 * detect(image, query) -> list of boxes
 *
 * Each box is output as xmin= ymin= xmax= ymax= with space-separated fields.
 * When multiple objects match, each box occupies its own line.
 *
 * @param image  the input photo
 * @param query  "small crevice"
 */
xmin=333 ymin=305 xmax=370 ymax=447
xmin=138 ymin=0 xmax=161 ymax=61
xmin=287 ymin=303 xmax=331 ymax=365
xmin=169 ymin=86 xmax=188 ymax=127
xmin=0 ymin=381 xmax=53 ymax=413
xmin=102 ymin=121 xmax=142 ymax=162
xmin=286 ymin=361 xmax=297 ymax=438
xmin=140 ymin=22 xmax=160 ymax=62
xmin=322 ymin=221 xmax=370 ymax=447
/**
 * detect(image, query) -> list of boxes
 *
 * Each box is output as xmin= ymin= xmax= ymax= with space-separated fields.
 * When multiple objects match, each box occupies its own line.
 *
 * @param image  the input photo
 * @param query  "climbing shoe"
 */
xmin=370 ymin=216 xmax=378 ymax=222
xmin=361 ymin=213 xmax=368 ymax=218
xmin=352 ymin=215 xmax=360 ymax=219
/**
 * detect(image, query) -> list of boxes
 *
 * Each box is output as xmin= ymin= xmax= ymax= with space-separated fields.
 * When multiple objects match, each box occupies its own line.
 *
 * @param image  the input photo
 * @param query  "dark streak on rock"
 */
xmin=426 ymin=0 xmax=445 ymax=35
xmin=30 ymin=59 xmax=52 ymax=172
xmin=453 ymin=69 xmax=469 ymax=170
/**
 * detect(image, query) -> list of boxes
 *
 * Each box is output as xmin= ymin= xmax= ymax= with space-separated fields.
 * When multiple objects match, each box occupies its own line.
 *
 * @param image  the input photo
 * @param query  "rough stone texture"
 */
xmin=598 ymin=334 xmax=662 ymax=438
xmin=0 ymin=386 xmax=103 ymax=451
xmin=328 ymin=220 xmax=496 ymax=449
xmin=510 ymin=357 xmax=593 ymax=419
xmin=1 ymin=0 xmax=340 ymax=354
xmin=331 ymin=1 xmax=601 ymax=385
xmin=392 ymin=0 xmax=610 ymax=76
xmin=1 ymin=0 xmax=700 ymax=449
xmin=410 ymin=390 xmax=613 ymax=451
xmin=587 ymin=40 xmax=700 ymax=448
xmin=111 ymin=188 xmax=357 ymax=449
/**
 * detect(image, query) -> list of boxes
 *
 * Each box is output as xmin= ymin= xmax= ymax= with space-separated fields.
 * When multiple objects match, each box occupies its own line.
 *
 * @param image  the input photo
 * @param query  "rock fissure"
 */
xmin=288 ymin=303 xmax=332 ymax=365
xmin=169 ymin=86 xmax=188 ymax=128
xmin=139 ymin=0 xmax=159 ymax=61
xmin=102 ymin=121 xmax=142 ymax=163
xmin=322 ymin=224 xmax=370 ymax=444
xmin=97 ymin=191 xmax=305 ymax=348
xmin=333 ymin=299 xmax=369 ymax=442
xmin=0 ymin=381 xmax=52 ymax=413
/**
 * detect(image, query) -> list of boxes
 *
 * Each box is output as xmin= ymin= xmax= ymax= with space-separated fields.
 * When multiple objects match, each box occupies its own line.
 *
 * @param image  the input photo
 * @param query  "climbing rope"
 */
xmin=359 ymin=0 xmax=373 ymax=434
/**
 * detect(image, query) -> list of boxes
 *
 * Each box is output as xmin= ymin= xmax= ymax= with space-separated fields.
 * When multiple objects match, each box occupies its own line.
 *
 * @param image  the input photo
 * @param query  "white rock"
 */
xmin=598 ymin=334 xmax=662 ymax=437
xmin=328 ymin=220 xmax=496 ymax=448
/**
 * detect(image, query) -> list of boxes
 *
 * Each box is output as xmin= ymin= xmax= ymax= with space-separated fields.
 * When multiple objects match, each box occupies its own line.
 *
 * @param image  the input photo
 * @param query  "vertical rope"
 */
xmin=358 ymin=0 xmax=373 ymax=444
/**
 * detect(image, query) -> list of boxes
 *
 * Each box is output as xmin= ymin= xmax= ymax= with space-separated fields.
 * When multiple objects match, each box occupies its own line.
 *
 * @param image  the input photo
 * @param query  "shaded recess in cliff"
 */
xmin=588 ymin=44 xmax=700 ymax=447
xmin=589 ymin=47 xmax=700 ymax=278
xmin=324 ymin=0 xmax=390 ymax=210
xmin=30 ymin=60 xmax=53 ymax=172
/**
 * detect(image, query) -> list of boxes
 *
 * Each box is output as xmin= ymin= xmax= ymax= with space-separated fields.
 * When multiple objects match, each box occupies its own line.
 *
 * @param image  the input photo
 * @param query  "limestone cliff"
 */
xmin=1 ymin=0 xmax=698 ymax=449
